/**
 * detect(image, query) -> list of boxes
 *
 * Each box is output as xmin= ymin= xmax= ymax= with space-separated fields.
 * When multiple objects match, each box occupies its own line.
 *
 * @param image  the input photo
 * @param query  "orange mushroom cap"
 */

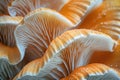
xmin=14 ymin=8 xmax=74 ymax=64
xmin=8 ymin=0 xmax=70 ymax=16
xmin=78 ymin=0 xmax=120 ymax=69
xmin=61 ymin=63 xmax=120 ymax=80
xmin=60 ymin=0 xmax=102 ymax=26
xmin=13 ymin=29 xmax=116 ymax=80
xmin=0 ymin=16 xmax=23 ymax=80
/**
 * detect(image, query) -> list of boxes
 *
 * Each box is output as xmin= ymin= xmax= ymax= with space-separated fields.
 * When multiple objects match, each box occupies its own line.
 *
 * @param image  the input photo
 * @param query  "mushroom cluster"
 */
xmin=0 ymin=0 xmax=120 ymax=80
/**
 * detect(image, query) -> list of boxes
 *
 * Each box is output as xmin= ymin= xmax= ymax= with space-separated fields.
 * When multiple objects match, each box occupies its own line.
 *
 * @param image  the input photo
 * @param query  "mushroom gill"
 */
xmin=14 ymin=8 xmax=74 ymax=64
xmin=79 ymin=0 xmax=120 ymax=41
xmin=61 ymin=63 xmax=120 ymax=80
xmin=8 ymin=0 xmax=70 ymax=16
xmin=0 ymin=0 xmax=120 ymax=80
xmin=8 ymin=0 xmax=102 ymax=26
xmin=13 ymin=29 xmax=116 ymax=80
xmin=60 ymin=0 xmax=102 ymax=26
xmin=0 ymin=16 xmax=23 ymax=80
xmin=77 ymin=0 xmax=120 ymax=68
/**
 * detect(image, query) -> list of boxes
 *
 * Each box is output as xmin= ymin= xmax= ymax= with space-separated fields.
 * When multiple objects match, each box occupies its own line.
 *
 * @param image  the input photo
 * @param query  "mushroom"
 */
xmin=8 ymin=0 xmax=102 ymax=26
xmin=79 ymin=0 xmax=120 ymax=40
xmin=0 ymin=0 xmax=120 ymax=80
xmin=13 ymin=29 xmax=116 ymax=80
xmin=60 ymin=0 xmax=102 ymax=26
xmin=8 ymin=0 xmax=70 ymax=16
xmin=78 ymin=0 xmax=120 ymax=68
xmin=14 ymin=8 xmax=74 ymax=64
xmin=61 ymin=63 xmax=120 ymax=80
xmin=0 ymin=16 xmax=23 ymax=80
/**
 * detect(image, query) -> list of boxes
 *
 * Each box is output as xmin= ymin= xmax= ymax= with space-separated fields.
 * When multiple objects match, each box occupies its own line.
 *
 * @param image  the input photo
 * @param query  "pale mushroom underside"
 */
xmin=0 ymin=16 xmax=23 ymax=80
xmin=61 ymin=63 xmax=120 ymax=80
xmin=14 ymin=8 xmax=74 ymax=64
xmin=13 ymin=29 xmax=116 ymax=80
xmin=0 ymin=0 xmax=120 ymax=80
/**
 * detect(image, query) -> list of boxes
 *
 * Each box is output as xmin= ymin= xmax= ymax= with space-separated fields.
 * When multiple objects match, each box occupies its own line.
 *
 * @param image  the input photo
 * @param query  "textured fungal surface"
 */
xmin=61 ymin=63 xmax=120 ymax=80
xmin=8 ymin=0 xmax=70 ymax=16
xmin=60 ymin=0 xmax=101 ymax=26
xmin=78 ymin=0 xmax=120 ymax=69
xmin=14 ymin=8 xmax=73 ymax=63
xmin=0 ymin=0 xmax=120 ymax=80
xmin=0 ymin=16 xmax=23 ymax=80
xmin=13 ymin=29 xmax=116 ymax=80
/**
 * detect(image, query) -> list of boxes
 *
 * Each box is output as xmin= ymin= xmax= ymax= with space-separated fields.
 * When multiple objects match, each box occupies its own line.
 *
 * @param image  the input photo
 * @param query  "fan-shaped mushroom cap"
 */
xmin=8 ymin=0 xmax=70 ymax=16
xmin=79 ymin=0 xmax=120 ymax=41
xmin=0 ymin=16 xmax=23 ymax=64
xmin=61 ymin=63 xmax=120 ymax=80
xmin=0 ymin=16 xmax=23 ymax=80
xmin=13 ymin=29 xmax=116 ymax=80
xmin=89 ymin=40 xmax=120 ymax=69
xmin=60 ymin=0 xmax=102 ymax=26
xmin=78 ymin=0 xmax=120 ymax=69
xmin=14 ymin=8 xmax=74 ymax=64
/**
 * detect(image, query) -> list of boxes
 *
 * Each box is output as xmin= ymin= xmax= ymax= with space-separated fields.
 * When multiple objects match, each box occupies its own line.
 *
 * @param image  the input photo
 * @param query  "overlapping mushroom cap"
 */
xmin=0 ymin=16 xmax=23 ymax=80
xmin=14 ymin=8 xmax=74 ymax=64
xmin=60 ymin=0 xmax=102 ymax=26
xmin=61 ymin=63 xmax=120 ymax=80
xmin=8 ymin=0 xmax=101 ymax=26
xmin=79 ymin=0 xmax=120 ymax=40
xmin=0 ymin=16 xmax=23 ymax=64
xmin=13 ymin=29 xmax=116 ymax=80
xmin=8 ymin=0 xmax=70 ymax=16
xmin=78 ymin=0 xmax=120 ymax=69
xmin=0 ymin=0 xmax=120 ymax=80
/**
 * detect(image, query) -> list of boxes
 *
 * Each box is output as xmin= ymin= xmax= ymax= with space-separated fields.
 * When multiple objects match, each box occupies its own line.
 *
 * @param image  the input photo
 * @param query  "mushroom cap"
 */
xmin=8 ymin=0 xmax=70 ymax=16
xmin=13 ymin=29 xmax=116 ymax=80
xmin=60 ymin=0 xmax=102 ymax=26
xmin=89 ymin=40 xmax=120 ymax=69
xmin=0 ymin=16 xmax=23 ymax=80
xmin=61 ymin=63 xmax=120 ymax=80
xmin=79 ymin=0 xmax=120 ymax=41
xmin=14 ymin=8 xmax=74 ymax=64
xmin=78 ymin=0 xmax=120 ymax=68
xmin=0 ymin=16 xmax=23 ymax=64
